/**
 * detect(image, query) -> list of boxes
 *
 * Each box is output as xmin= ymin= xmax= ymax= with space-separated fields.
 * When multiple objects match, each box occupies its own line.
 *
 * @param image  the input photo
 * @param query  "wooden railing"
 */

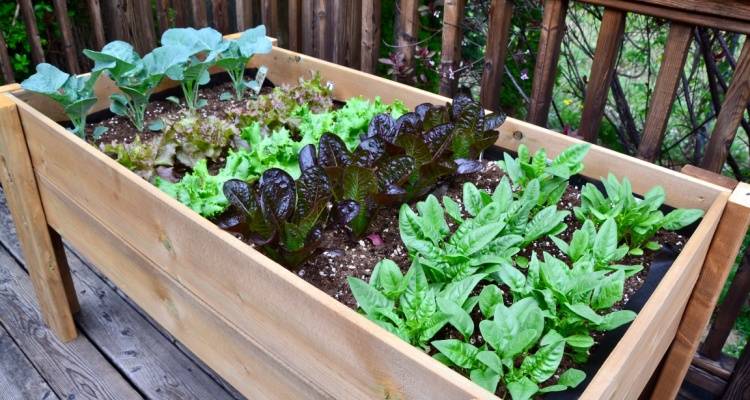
xmin=1 ymin=0 xmax=749 ymax=397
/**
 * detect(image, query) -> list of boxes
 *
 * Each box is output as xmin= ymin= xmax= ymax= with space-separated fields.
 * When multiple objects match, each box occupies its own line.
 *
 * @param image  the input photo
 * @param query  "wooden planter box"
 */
xmin=0 ymin=45 xmax=741 ymax=399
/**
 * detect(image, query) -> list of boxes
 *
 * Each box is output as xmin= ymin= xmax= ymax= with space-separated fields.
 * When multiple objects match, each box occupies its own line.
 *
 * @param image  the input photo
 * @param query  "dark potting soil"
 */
xmin=296 ymin=158 xmax=688 ymax=397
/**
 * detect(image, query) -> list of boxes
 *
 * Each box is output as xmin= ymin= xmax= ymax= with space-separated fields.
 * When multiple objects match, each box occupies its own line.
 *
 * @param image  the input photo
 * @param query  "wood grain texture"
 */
xmin=439 ymin=0 xmax=466 ymax=96
xmin=0 ymin=188 xmax=241 ymax=400
xmin=52 ymin=0 xmax=80 ymax=74
xmin=702 ymin=247 xmax=750 ymax=360
xmin=637 ymin=22 xmax=692 ymax=162
xmin=652 ymin=183 xmax=750 ymax=399
xmin=301 ymin=0 xmax=314 ymax=55
xmin=584 ymin=192 xmax=728 ymax=399
xmin=0 ymin=96 xmax=76 ymax=341
xmin=0 ymin=325 xmax=59 ymax=400
xmin=261 ymin=0 xmax=279 ymax=40
xmin=700 ymin=39 xmax=750 ymax=173
xmin=681 ymin=165 xmax=739 ymax=191
xmin=191 ymin=0 xmax=208 ymax=27
xmin=0 ymin=30 xmax=14 ymax=83
xmin=85 ymin=0 xmax=107 ymax=50
xmin=235 ymin=0 xmax=252 ymax=31
xmin=332 ymin=0 xmax=348 ymax=65
xmin=397 ymin=0 xmax=419 ymax=84
xmin=0 ymin=243 xmax=141 ymax=399
xmin=313 ymin=0 xmax=332 ymax=60
xmin=722 ymin=337 xmax=750 ymax=399
xmin=212 ymin=0 xmax=231 ymax=32
xmin=287 ymin=0 xmax=301 ymax=51
xmin=528 ymin=0 xmax=568 ymax=126
xmin=479 ymin=0 xmax=514 ymax=112
xmin=345 ymin=0 xmax=362 ymax=69
xmin=17 ymin=0 xmax=45 ymax=64
xmin=579 ymin=8 xmax=626 ymax=143
xmin=577 ymin=0 xmax=750 ymax=35
xmin=361 ymin=0 xmax=381 ymax=73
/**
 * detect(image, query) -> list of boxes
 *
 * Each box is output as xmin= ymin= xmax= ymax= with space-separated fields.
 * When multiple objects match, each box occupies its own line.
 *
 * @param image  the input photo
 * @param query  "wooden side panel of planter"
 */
xmin=37 ymin=174 xmax=322 ymax=400
xmin=583 ymin=192 xmax=728 ymax=400
xmin=249 ymin=47 xmax=727 ymax=211
xmin=10 ymin=95 xmax=493 ymax=400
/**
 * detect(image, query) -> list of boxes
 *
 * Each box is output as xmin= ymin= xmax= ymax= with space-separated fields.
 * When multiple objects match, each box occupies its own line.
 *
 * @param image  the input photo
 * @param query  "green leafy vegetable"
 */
xmin=215 ymin=25 xmax=272 ymax=99
xmin=21 ymin=63 xmax=101 ymax=138
xmin=101 ymin=133 xmax=176 ymax=180
xmin=574 ymin=173 xmax=704 ymax=251
xmin=166 ymin=113 xmax=239 ymax=168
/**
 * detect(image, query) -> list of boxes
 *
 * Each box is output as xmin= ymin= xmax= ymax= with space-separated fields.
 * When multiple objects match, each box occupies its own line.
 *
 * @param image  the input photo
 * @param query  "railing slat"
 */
xmin=18 ymin=0 xmax=45 ymax=65
xmin=578 ymin=8 xmax=627 ymax=143
xmin=262 ymin=0 xmax=279 ymax=39
xmin=700 ymin=39 xmax=750 ymax=173
xmin=361 ymin=0 xmax=381 ymax=73
xmin=191 ymin=0 xmax=208 ymax=27
xmin=287 ymin=0 xmax=301 ymax=51
xmin=86 ymin=0 xmax=107 ymax=50
xmin=52 ymin=0 xmax=80 ymax=74
xmin=0 ymin=31 xmax=15 ymax=84
xmin=636 ymin=22 xmax=693 ymax=161
xmin=313 ymin=0 xmax=332 ymax=60
xmin=479 ymin=0 xmax=514 ymax=112
xmin=397 ymin=0 xmax=420 ymax=84
xmin=212 ymin=0 xmax=231 ymax=33
xmin=439 ymin=0 xmax=466 ymax=97
xmin=702 ymin=247 xmax=750 ymax=359
xmin=301 ymin=1 xmax=314 ymax=55
xmin=528 ymin=0 xmax=568 ymax=126
xmin=332 ymin=0 xmax=347 ymax=65
xmin=345 ymin=0 xmax=361 ymax=69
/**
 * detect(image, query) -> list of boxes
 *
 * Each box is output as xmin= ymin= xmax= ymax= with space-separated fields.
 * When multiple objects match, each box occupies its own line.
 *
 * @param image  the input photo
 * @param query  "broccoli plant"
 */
xmin=221 ymin=157 xmax=332 ymax=266
xmin=498 ymin=143 xmax=590 ymax=207
xmin=161 ymin=27 xmax=230 ymax=110
xmin=574 ymin=174 xmax=704 ymax=254
xmin=348 ymin=259 xmax=483 ymax=348
xmin=166 ymin=114 xmax=238 ymax=168
xmin=84 ymin=41 xmax=188 ymax=131
xmin=216 ymin=25 xmax=272 ymax=99
xmin=20 ymin=63 xmax=102 ymax=139
xmin=433 ymin=297 xmax=586 ymax=399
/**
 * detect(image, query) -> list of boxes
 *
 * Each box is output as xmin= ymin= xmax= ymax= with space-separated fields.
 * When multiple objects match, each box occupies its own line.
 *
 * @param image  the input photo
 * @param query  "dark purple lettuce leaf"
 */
xmin=422 ymin=105 xmax=450 ymax=131
xmin=298 ymin=144 xmax=318 ymax=172
xmin=376 ymin=155 xmax=415 ymax=189
xmin=352 ymin=136 xmax=386 ymax=167
xmin=414 ymin=103 xmax=432 ymax=120
xmin=319 ymin=133 xmax=353 ymax=168
xmin=295 ymin=165 xmax=331 ymax=219
xmin=422 ymin=123 xmax=455 ymax=156
xmin=366 ymin=113 xmax=395 ymax=139
xmin=392 ymin=112 xmax=422 ymax=140
xmin=332 ymin=200 xmax=361 ymax=225
xmin=455 ymin=158 xmax=484 ymax=174
xmin=451 ymin=94 xmax=474 ymax=120
xmin=259 ymin=169 xmax=296 ymax=222
xmin=483 ymin=112 xmax=506 ymax=131
xmin=395 ymin=134 xmax=431 ymax=166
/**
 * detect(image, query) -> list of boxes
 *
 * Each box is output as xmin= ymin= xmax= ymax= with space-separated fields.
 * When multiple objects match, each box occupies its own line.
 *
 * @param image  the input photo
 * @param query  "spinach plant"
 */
xmin=21 ymin=63 xmax=101 ymax=139
xmin=551 ymin=218 xmax=643 ymax=276
xmin=348 ymin=259 xmax=483 ymax=348
xmin=501 ymin=252 xmax=637 ymax=363
xmin=84 ymin=41 xmax=188 ymax=131
xmin=221 ymin=152 xmax=332 ymax=266
xmin=161 ymin=27 xmax=230 ymax=110
xmin=574 ymin=174 xmax=704 ymax=253
xmin=216 ymin=25 xmax=272 ymax=99
xmin=399 ymin=179 xmax=567 ymax=282
xmin=433 ymin=297 xmax=586 ymax=399
xmin=498 ymin=143 xmax=590 ymax=207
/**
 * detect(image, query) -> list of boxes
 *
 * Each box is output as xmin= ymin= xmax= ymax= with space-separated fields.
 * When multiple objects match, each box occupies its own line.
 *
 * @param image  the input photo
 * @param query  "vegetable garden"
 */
xmin=1 ymin=1 xmax=750 ymax=400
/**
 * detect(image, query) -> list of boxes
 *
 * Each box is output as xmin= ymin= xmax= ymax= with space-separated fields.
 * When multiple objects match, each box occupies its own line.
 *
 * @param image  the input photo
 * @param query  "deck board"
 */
xmin=0 ymin=187 xmax=243 ymax=400
xmin=0 ymin=324 xmax=58 ymax=400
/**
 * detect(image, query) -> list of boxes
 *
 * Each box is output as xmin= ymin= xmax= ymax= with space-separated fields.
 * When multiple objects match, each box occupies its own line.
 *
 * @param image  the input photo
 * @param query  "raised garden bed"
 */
xmin=0 ymin=30 xmax=734 ymax=399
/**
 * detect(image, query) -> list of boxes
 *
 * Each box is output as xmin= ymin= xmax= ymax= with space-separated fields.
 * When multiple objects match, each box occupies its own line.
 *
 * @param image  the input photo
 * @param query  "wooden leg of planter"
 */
xmin=0 ymin=95 xmax=78 ymax=341
xmin=650 ymin=182 xmax=750 ymax=399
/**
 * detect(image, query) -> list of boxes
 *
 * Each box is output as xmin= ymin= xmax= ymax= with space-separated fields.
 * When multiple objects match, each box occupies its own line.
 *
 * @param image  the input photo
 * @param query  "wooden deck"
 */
xmin=0 ymin=186 xmax=244 ymax=400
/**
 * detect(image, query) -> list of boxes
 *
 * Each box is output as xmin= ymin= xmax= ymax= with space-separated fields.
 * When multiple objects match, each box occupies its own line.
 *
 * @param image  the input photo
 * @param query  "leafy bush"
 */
xmin=498 ymin=143 xmax=590 ymax=207
xmin=166 ymin=114 xmax=238 ymax=168
xmin=221 ymin=160 xmax=332 ymax=266
xmin=433 ymin=297 xmax=586 ymax=398
xmin=348 ymin=259 xmax=484 ymax=348
xmin=84 ymin=41 xmax=188 ymax=131
xmin=215 ymin=25 xmax=272 ymax=99
xmin=155 ymin=149 xmax=256 ymax=216
xmin=101 ymin=133 xmax=176 ymax=181
xmin=21 ymin=63 xmax=101 ymax=138
xmin=574 ymin=174 xmax=704 ymax=253
xmin=398 ymin=180 xmax=566 ymax=283
xmin=161 ymin=27 xmax=230 ymax=110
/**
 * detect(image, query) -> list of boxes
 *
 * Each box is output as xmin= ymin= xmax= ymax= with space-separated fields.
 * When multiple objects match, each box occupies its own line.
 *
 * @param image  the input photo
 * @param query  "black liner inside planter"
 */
xmin=484 ymin=145 xmax=699 ymax=398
